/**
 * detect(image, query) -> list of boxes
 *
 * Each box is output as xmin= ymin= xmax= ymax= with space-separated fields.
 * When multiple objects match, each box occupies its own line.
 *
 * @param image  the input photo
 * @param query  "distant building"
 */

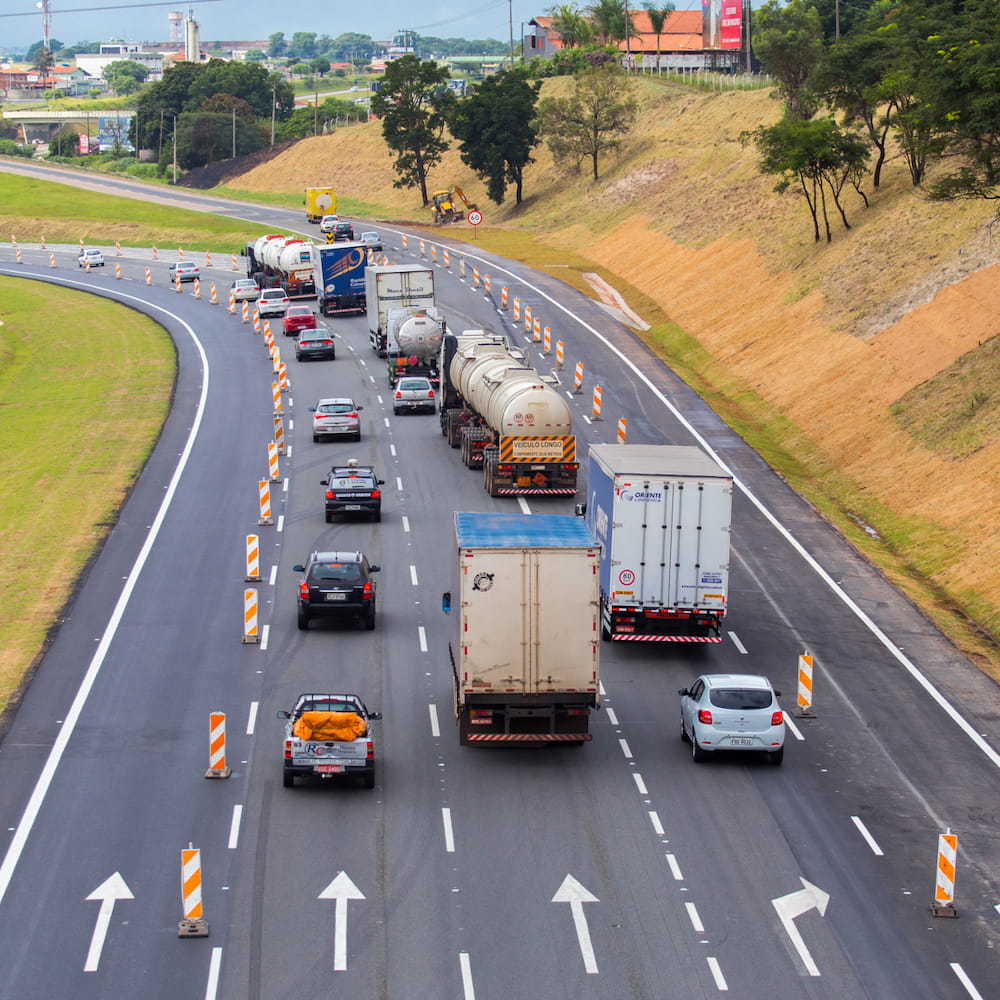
xmin=75 ymin=42 xmax=164 ymax=81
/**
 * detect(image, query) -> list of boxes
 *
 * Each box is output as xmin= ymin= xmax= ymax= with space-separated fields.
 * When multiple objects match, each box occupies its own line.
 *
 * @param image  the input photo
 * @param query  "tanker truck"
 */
xmin=438 ymin=330 xmax=579 ymax=497
xmin=386 ymin=307 xmax=445 ymax=387
xmin=365 ymin=264 xmax=435 ymax=357
xmin=246 ymin=235 xmax=316 ymax=298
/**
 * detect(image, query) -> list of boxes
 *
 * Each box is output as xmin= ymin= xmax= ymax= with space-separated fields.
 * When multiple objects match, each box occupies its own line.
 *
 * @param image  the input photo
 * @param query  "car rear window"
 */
xmin=710 ymin=689 xmax=773 ymax=710
xmin=311 ymin=563 xmax=362 ymax=582
xmin=318 ymin=403 xmax=354 ymax=414
xmin=330 ymin=476 xmax=373 ymax=489
xmin=399 ymin=379 xmax=430 ymax=390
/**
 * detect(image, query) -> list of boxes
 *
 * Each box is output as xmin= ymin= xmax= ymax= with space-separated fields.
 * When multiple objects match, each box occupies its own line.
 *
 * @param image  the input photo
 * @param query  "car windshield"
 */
xmin=311 ymin=563 xmax=362 ymax=583
xmin=709 ymin=688 xmax=772 ymax=710
xmin=318 ymin=403 xmax=353 ymax=414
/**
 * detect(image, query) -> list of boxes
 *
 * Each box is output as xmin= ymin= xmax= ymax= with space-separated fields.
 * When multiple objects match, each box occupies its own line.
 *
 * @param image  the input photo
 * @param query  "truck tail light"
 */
xmin=771 ymin=711 xmax=783 ymax=726
xmin=697 ymin=709 xmax=713 ymax=725
xmin=366 ymin=739 xmax=374 ymax=760
xmin=284 ymin=741 xmax=293 ymax=759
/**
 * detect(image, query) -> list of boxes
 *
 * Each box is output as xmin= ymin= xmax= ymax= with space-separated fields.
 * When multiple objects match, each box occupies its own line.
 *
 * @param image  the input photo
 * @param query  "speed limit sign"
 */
xmin=467 ymin=210 xmax=483 ymax=226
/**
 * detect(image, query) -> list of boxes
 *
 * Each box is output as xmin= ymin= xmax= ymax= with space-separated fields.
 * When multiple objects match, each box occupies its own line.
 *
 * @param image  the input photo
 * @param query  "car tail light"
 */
xmin=394 ymin=391 xmax=402 ymax=399
xmin=366 ymin=739 xmax=374 ymax=760
xmin=362 ymin=581 xmax=373 ymax=599
xmin=697 ymin=709 xmax=713 ymax=724
xmin=284 ymin=741 xmax=293 ymax=759
xmin=771 ymin=711 xmax=783 ymax=726
xmin=348 ymin=411 xmax=358 ymax=418
xmin=427 ymin=388 xmax=435 ymax=397
xmin=298 ymin=581 xmax=309 ymax=599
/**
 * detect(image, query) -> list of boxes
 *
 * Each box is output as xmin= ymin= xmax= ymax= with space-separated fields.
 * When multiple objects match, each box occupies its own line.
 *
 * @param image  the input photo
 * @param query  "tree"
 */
xmin=643 ymin=4 xmax=675 ymax=75
xmin=587 ymin=0 xmax=635 ymax=44
xmin=743 ymin=116 xmax=870 ymax=242
xmin=370 ymin=55 xmax=454 ymax=205
xmin=537 ymin=65 xmax=638 ymax=180
xmin=311 ymin=57 xmax=331 ymax=78
xmin=546 ymin=4 xmax=593 ymax=47
xmin=171 ymin=111 xmax=265 ymax=169
xmin=26 ymin=39 xmax=62 ymax=65
xmin=104 ymin=59 xmax=148 ymax=96
xmin=753 ymin=0 xmax=825 ymax=118
xmin=245 ymin=49 xmax=266 ymax=63
xmin=32 ymin=46 xmax=55 ymax=77
xmin=450 ymin=67 xmax=542 ymax=206
xmin=268 ymin=32 xmax=286 ymax=58
xmin=288 ymin=32 xmax=318 ymax=61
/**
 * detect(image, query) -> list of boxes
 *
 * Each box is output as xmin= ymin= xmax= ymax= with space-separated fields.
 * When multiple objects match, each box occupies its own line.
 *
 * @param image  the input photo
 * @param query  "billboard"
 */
xmin=97 ymin=115 xmax=134 ymax=153
xmin=720 ymin=0 xmax=743 ymax=49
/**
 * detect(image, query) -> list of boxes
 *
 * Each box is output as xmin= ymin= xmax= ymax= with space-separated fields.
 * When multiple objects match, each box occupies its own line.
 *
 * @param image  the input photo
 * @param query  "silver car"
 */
xmin=392 ymin=376 xmax=435 ymax=415
xmin=679 ymin=674 xmax=785 ymax=765
xmin=310 ymin=397 xmax=363 ymax=442
xmin=78 ymin=247 xmax=105 ymax=267
xmin=258 ymin=288 xmax=290 ymax=317
xmin=230 ymin=278 xmax=259 ymax=301
xmin=319 ymin=214 xmax=340 ymax=234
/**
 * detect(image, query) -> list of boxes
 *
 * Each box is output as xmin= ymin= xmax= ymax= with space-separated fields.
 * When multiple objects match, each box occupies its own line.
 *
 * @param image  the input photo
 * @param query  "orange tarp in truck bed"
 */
xmin=292 ymin=712 xmax=367 ymax=742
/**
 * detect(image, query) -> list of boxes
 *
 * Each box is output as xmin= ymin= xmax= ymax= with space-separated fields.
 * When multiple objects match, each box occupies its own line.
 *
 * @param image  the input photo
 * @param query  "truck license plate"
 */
xmin=730 ymin=737 xmax=754 ymax=746
xmin=324 ymin=592 xmax=346 ymax=601
xmin=316 ymin=764 xmax=343 ymax=773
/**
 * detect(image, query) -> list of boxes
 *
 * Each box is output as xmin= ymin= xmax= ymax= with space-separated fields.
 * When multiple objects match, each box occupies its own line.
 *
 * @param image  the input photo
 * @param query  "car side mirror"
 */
xmin=369 ymin=564 xmax=381 ymax=573
xmin=292 ymin=564 xmax=304 ymax=573
xmin=356 ymin=405 xmax=364 ymax=411
xmin=377 ymin=479 xmax=385 ymax=485
xmin=678 ymin=688 xmax=689 ymax=697
xmin=368 ymin=712 xmax=383 ymax=722
xmin=773 ymin=690 xmax=782 ymax=698
xmin=308 ymin=407 xmax=316 ymax=413
xmin=320 ymin=479 xmax=328 ymax=486
xmin=575 ymin=503 xmax=587 ymax=517
xmin=442 ymin=591 xmax=452 ymax=614
xmin=276 ymin=711 xmax=290 ymax=719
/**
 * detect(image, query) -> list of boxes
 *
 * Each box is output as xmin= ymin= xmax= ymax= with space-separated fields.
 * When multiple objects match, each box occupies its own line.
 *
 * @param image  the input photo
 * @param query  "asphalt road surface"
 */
xmin=0 ymin=163 xmax=997 ymax=999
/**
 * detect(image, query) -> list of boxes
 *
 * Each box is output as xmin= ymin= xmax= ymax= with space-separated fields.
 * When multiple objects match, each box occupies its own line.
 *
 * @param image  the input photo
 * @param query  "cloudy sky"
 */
xmin=3 ymin=0 xmax=552 ymax=51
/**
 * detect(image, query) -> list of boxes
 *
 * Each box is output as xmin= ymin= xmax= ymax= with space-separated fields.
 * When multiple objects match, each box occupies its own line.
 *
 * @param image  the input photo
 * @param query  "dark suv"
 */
xmin=332 ymin=221 xmax=355 ymax=242
xmin=321 ymin=462 xmax=384 ymax=522
xmin=293 ymin=551 xmax=380 ymax=630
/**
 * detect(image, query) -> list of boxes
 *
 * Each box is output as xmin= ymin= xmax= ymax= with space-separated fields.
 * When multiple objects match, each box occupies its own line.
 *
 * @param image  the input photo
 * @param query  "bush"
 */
xmin=0 ymin=140 xmax=34 ymax=158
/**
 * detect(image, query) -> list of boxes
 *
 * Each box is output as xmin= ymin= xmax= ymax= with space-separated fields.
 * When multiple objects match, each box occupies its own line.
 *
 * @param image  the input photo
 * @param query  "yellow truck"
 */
xmin=304 ymin=186 xmax=336 ymax=223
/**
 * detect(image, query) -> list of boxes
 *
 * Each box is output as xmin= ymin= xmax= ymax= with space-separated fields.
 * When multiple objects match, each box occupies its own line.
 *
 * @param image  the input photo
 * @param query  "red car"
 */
xmin=283 ymin=305 xmax=317 ymax=336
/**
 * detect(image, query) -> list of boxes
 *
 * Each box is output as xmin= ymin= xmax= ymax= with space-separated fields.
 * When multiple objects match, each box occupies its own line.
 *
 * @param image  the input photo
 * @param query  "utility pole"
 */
xmin=270 ymin=85 xmax=276 ymax=145
xmin=172 ymin=114 xmax=177 ymax=182
xmin=508 ymin=0 xmax=515 ymax=69
xmin=231 ymin=105 xmax=236 ymax=158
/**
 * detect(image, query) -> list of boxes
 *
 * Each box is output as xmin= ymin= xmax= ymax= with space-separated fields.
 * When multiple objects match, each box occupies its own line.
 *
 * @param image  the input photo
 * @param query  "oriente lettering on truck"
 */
xmin=618 ymin=488 xmax=664 ymax=502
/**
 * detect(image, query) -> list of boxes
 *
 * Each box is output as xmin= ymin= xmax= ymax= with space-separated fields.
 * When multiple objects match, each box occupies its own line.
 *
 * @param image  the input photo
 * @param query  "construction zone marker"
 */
xmin=174 ymin=275 xmax=182 ymax=293
xmin=205 ymin=251 xmax=213 ymax=269
xmin=272 ymin=382 xmax=282 ymax=415
xmin=419 ymin=239 xmax=426 ymax=257
xmin=572 ymin=361 xmax=584 ymax=393
xmin=209 ymin=283 xmax=218 ymax=305
xmin=430 ymin=245 xmax=437 ymax=263
xmin=931 ymin=831 xmax=958 ymax=917
xmin=513 ymin=298 xmax=521 ymax=322
xmin=49 ymin=253 xmax=56 ymax=268
xmin=115 ymin=240 xmax=121 ymax=256
xmin=152 ymin=244 xmax=159 ymax=260
xmin=253 ymin=310 xmax=261 ymax=334
xmin=231 ymin=253 xmax=239 ymax=271
xmin=228 ymin=290 xmax=236 ymax=314
xmin=16 ymin=248 xmax=23 ymax=265
xmin=555 ymin=341 xmax=565 ymax=368
xmin=401 ymin=234 xmax=408 ymax=251
xmin=205 ymin=712 xmax=232 ymax=778
xmin=591 ymin=385 xmax=603 ymax=420
xmin=258 ymin=480 xmax=273 ymax=525
xmin=242 ymin=589 xmax=259 ymax=644
xmin=245 ymin=534 xmax=260 ymax=582
xmin=524 ymin=305 xmax=532 ymax=332
xmin=273 ymin=415 xmax=286 ymax=454
xmin=145 ymin=266 xmax=151 ymax=284
xmin=793 ymin=653 xmax=816 ymax=718
xmin=192 ymin=278 xmax=201 ymax=299
xmin=542 ymin=327 xmax=551 ymax=354
xmin=178 ymin=845 xmax=209 ymax=936
xmin=443 ymin=247 xmax=450 ymax=268
xmin=533 ymin=317 xmax=541 ymax=342
xmin=501 ymin=287 xmax=508 ymax=310
xmin=114 ymin=262 xmax=122 ymax=280
xmin=268 ymin=441 xmax=280 ymax=482
xmin=617 ymin=417 xmax=628 ymax=444
xmin=242 ymin=301 xmax=250 ymax=324
xmin=472 ymin=266 xmax=480 ymax=288
xmin=177 ymin=247 xmax=185 ymax=260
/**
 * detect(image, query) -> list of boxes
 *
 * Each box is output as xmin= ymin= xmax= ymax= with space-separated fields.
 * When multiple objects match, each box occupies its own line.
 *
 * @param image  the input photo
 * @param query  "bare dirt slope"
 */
xmin=228 ymin=78 xmax=1000 ymax=659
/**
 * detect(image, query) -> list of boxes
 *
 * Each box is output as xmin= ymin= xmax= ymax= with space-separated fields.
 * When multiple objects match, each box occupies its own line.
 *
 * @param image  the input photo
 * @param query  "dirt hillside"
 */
xmin=228 ymin=78 xmax=1000 ymax=665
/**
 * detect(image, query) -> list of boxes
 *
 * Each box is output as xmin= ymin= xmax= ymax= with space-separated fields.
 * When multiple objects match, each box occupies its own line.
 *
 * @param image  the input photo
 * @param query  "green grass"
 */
xmin=0 ymin=276 xmax=174 ymax=711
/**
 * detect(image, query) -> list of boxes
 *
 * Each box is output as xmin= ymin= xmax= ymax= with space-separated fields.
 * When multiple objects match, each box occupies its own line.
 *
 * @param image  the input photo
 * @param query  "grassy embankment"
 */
xmin=0 ymin=175 xmax=275 ymax=718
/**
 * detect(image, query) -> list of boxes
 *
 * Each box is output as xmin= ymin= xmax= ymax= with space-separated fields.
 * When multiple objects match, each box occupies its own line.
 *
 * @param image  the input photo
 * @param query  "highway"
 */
xmin=0 ymin=166 xmax=998 ymax=998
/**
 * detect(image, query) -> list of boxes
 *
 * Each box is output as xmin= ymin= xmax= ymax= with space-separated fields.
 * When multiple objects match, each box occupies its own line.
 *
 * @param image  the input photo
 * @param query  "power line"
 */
xmin=0 ymin=0 xmax=222 ymax=19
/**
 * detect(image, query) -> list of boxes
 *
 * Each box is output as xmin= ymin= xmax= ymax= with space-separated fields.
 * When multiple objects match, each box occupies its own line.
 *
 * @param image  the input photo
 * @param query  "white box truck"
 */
xmin=583 ymin=444 xmax=732 ymax=642
xmin=365 ymin=264 xmax=435 ymax=357
xmin=445 ymin=512 xmax=600 ymax=745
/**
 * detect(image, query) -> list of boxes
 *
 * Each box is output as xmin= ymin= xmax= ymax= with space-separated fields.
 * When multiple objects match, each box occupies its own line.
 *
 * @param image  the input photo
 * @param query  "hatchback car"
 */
xmin=311 ymin=397 xmax=363 ymax=442
xmin=230 ymin=278 xmax=259 ymax=301
xmin=282 ymin=305 xmax=317 ymax=336
xmin=319 ymin=214 xmax=340 ymax=233
xmin=679 ymin=674 xmax=785 ymax=765
xmin=78 ymin=247 xmax=105 ymax=268
xmin=321 ymin=460 xmax=385 ymax=522
xmin=295 ymin=331 xmax=336 ymax=362
xmin=293 ymin=551 xmax=380 ymax=630
xmin=169 ymin=260 xmax=200 ymax=282
xmin=332 ymin=221 xmax=355 ymax=242
xmin=392 ymin=376 xmax=436 ymax=415
xmin=359 ymin=231 xmax=383 ymax=252
xmin=258 ymin=288 xmax=291 ymax=318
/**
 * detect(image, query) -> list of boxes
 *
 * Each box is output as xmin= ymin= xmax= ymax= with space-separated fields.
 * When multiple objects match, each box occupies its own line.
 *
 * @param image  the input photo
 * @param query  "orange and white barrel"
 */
xmin=533 ymin=317 xmax=541 ymax=342
xmin=419 ymin=239 xmax=426 ymax=257
xmin=10 ymin=234 xmax=16 ymax=247
xmin=50 ymin=253 xmax=57 ymax=269
xmin=145 ymin=266 xmax=151 ymax=284
xmin=192 ymin=278 xmax=201 ymax=299
xmin=177 ymin=247 xmax=185 ymax=260
xmin=115 ymin=240 xmax=121 ymax=256
xmin=205 ymin=251 xmax=212 ymax=269
xmin=152 ymin=244 xmax=159 ymax=259
xmin=174 ymin=274 xmax=182 ymax=293
xmin=573 ymin=361 xmax=584 ymax=393
xmin=262 ymin=319 xmax=271 ymax=340
xmin=501 ymin=287 xmax=508 ymax=310
xmin=401 ymin=234 xmax=408 ymax=250
xmin=16 ymin=248 xmax=23 ymax=265
xmin=84 ymin=256 xmax=90 ymax=272
xmin=271 ymin=381 xmax=282 ymax=414
xmin=471 ymin=266 xmax=479 ymax=288
xmin=542 ymin=326 xmax=551 ymax=354
xmin=253 ymin=310 xmax=261 ymax=334
xmin=443 ymin=247 xmax=450 ymax=268
xmin=430 ymin=245 xmax=437 ymax=263
xmin=484 ymin=274 xmax=491 ymax=295
xmin=258 ymin=479 xmax=273 ymax=524
xmin=228 ymin=291 xmax=236 ymax=314
xmin=243 ymin=589 xmax=259 ymax=644
xmin=513 ymin=297 xmax=521 ymax=322
xmin=114 ymin=262 xmax=121 ymax=280
xmin=245 ymin=535 xmax=260 ymax=582
xmin=210 ymin=283 xmax=218 ymax=305
xmin=555 ymin=340 xmax=564 ymax=368
xmin=616 ymin=417 xmax=628 ymax=444
xmin=524 ymin=305 xmax=532 ymax=332
xmin=242 ymin=301 xmax=250 ymax=324
xmin=591 ymin=385 xmax=603 ymax=420
xmin=206 ymin=712 xmax=232 ymax=778
xmin=278 ymin=362 xmax=289 ymax=391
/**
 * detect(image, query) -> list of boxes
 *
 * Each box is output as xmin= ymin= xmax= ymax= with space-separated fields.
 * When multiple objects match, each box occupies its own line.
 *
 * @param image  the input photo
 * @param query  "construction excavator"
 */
xmin=430 ymin=186 xmax=478 ymax=224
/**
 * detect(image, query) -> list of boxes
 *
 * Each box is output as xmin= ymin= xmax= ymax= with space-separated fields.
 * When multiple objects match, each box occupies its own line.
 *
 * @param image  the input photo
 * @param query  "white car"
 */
xmin=230 ymin=278 xmax=260 ymax=301
xmin=310 ymin=397 xmax=363 ymax=442
xmin=78 ymin=247 xmax=105 ymax=268
xmin=319 ymin=214 xmax=340 ymax=234
xmin=359 ymin=231 xmax=383 ymax=252
xmin=257 ymin=288 xmax=291 ymax=317
xmin=679 ymin=674 xmax=785 ymax=765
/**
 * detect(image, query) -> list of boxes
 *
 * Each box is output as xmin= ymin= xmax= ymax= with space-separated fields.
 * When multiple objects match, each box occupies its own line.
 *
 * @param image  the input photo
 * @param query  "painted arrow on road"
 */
xmin=552 ymin=874 xmax=599 ymax=974
xmin=84 ymin=872 xmax=134 ymax=972
xmin=772 ymin=877 xmax=830 ymax=977
xmin=319 ymin=871 xmax=366 ymax=971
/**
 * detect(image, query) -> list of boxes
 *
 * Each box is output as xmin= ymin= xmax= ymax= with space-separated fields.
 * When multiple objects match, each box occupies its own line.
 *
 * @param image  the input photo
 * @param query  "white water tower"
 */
xmin=168 ymin=11 xmax=184 ymax=44
xmin=184 ymin=9 xmax=200 ymax=62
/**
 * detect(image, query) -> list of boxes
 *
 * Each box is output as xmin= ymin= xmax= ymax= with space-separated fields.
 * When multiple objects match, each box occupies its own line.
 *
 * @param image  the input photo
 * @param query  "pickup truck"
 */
xmin=277 ymin=693 xmax=382 ymax=788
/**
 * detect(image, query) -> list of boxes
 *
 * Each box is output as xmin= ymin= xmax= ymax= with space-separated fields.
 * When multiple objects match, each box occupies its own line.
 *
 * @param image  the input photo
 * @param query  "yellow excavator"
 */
xmin=430 ymin=186 xmax=478 ymax=224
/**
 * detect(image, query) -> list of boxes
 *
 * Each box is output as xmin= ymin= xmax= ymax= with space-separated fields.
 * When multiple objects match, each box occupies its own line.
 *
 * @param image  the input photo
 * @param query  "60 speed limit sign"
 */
xmin=467 ymin=210 xmax=483 ymax=226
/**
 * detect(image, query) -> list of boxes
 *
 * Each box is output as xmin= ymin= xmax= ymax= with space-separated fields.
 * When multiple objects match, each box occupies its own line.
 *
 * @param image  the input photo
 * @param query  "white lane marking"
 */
xmin=665 ymin=853 xmax=684 ymax=881
xmin=685 ymin=901 xmax=704 ymax=933
xmin=618 ymin=738 xmax=632 ymax=759
xmin=318 ymin=872 xmax=366 ymax=972
xmin=581 ymin=414 xmax=592 ymax=425
xmin=228 ymin=805 xmax=243 ymax=849
xmin=418 ymin=626 xmax=428 ymax=652
xmin=377 ymin=395 xmax=384 ymax=405
xmin=282 ymin=477 xmax=289 ymax=492
xmin=605 ymin=706 xmax=619 ymax=725
xmin=772 ymin=879 xmax=829 ymax=977
xmin=286 ymin=445 xmax=293 ymax=459
xmin=951 ymin=963 xmax=986 ymax=1000
xmin=289 ymin=419 xmax=294 ymax=430
xmin=599 ymin=681 xmax=607 ymax=696
xmin=632 ymin=773 xmax=648 ymax=795
xmin=401 ymin=515 xmax=410 ymax=533
xmin=390 ymin=444 xmax=396 ymax=457
xmin=410 ymin=565 xmax=419 ymax=586
xmin=552 ymin=875 xmax=600 ymax=974
xmin=649 ymin=811 xmax=665 ymax=836
xmin=460 ymin=952 xmax=476 ymax=1000
xmin=429 ymin=704 xmax=440 ymax=738
xmin=84 ymin=873 xmax=134 ymax=972
xmin=517 ymin=496 xmax=531 ymax=514
xmin=706 ymin=956 xmax=728 ymax=991
xmin=276 ymin=515 xmax=285 ymax=532
xmin=396 ymin=476 xmax=403 ymax=491
xmin=0 ymin=287 xmax=210 ymax=906
xmin=442 ymin=808 xmax=456 ymax=853
xmin=268 ymin=564 xmax=277 ymax=586
xmin=246 ymin=701 xmax=259 ymax=735
xmin=205 ymin=946 xmax=224 ymax=1000
xmin=727 ymin=631 xmax=748 ymax=653
xmin=850 ymin=816 xmax=884 ymax=856
xmin=260 ymin=624 xmax=270 ymax=650
xmin=783 ymin=713 xmax=804 ymax=741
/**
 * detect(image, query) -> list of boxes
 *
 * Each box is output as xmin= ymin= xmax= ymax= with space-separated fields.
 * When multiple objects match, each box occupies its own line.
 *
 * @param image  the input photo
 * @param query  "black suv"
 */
xmin=321 ymin=463 xmax=384 ymax=522
xmin=332 ymin=221 xmax=355 ymax=242
xmin=293 ymin=551 xmax=380 ymax=630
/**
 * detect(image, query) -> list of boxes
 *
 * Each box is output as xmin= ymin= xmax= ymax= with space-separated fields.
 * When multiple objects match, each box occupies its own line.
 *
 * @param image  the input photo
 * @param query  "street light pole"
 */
xmin=172 ymin=114 xmax=177 ymax=183
xmin=270 ymin=85 xmax=276 ymax=146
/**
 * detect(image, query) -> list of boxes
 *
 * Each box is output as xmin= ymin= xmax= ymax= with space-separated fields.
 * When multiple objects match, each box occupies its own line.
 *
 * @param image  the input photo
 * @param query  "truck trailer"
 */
xmin=305 ymin=186 xmax=336 ymax=223
xmin=446 ymin=512 xmax=600 ymax=744
xmin=386 ymin=306 xmax=445 ymax=386
xmin=365 ymin=264 xmax=435 ymax=357
xmin=583 ymin=444 xmax=733 ymax=642
xmin=245 ymin=234 xmax=316 ymax=298
xmin=312 ymin=242 xmax=368 ymax=315
xmin=438 ymin=330 xmax=578 ymax=496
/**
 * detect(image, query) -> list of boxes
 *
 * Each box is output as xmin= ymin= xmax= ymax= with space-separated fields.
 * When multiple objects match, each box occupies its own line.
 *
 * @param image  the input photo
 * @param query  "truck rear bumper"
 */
xmin=465 ymin=732 xmax=593 ymax=743
xmin=604 ymin=603 xmax=724 ymax=641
